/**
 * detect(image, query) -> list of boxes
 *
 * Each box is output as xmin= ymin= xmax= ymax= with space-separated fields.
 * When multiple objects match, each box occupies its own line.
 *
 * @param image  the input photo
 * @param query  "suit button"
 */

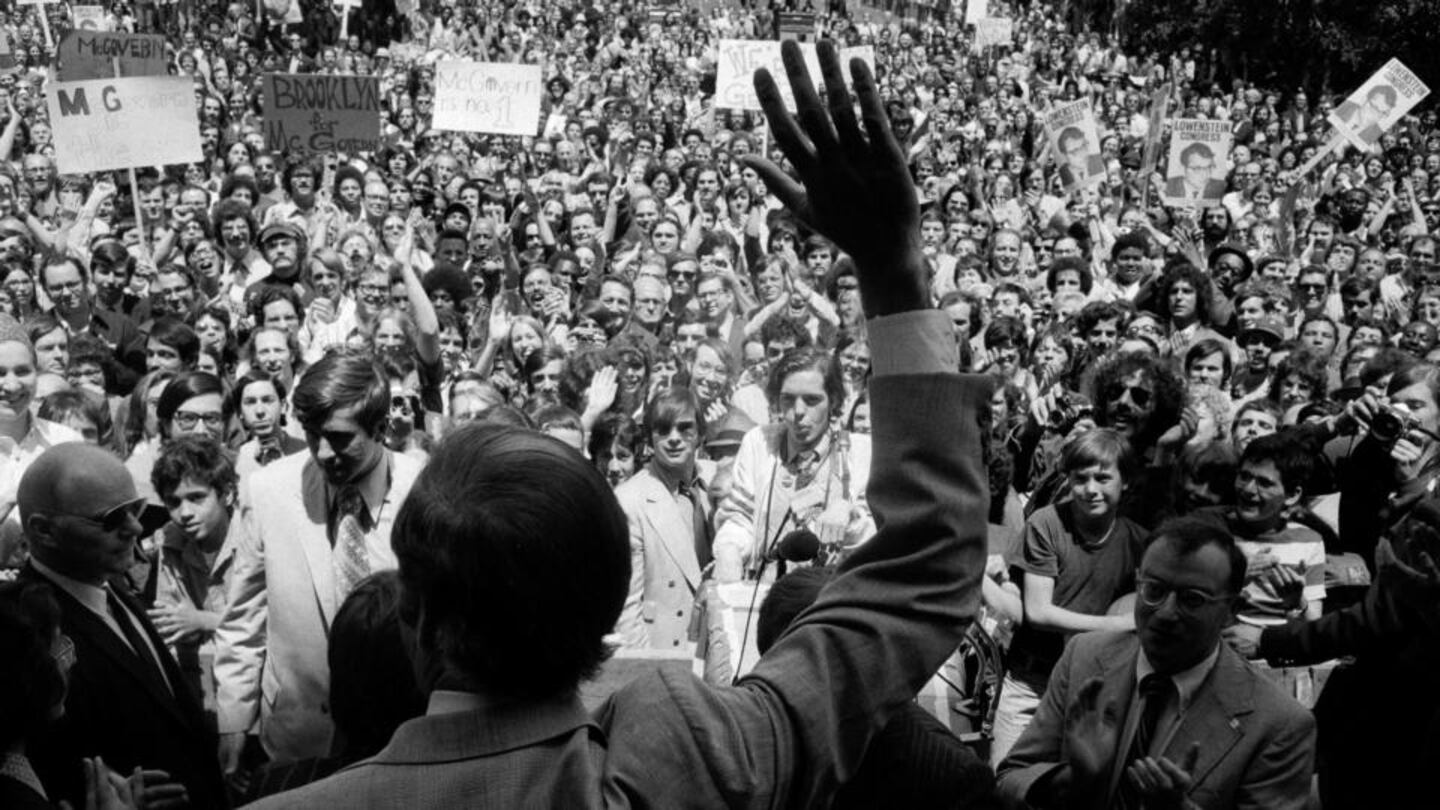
xmin=676 ymin=610 xmax=684 ymax=617
xmin=668 ymin=580 xmax=676 ymax=588
xmin=673 ymin=640 xmax=680 ymax=646
xmin=320 ymin=703 xmax=329 ymax=714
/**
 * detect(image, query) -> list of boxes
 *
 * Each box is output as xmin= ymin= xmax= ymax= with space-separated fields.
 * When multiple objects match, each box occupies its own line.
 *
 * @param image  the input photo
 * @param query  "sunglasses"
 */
xmin=57 ymin=497 xmax=147 ymax=533
xmin=1103 ymin=383 xmax=1152 ymax=408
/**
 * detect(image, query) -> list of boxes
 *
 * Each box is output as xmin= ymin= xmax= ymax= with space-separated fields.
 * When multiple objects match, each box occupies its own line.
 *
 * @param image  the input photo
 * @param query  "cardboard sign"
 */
xmin=56 ymin=31 xmax=167 ymax=81
xmin=1162 ymin=118 xmax=1233 ymax=208
xmin=432 ymin=60 xmax=543 ymax=136
xmin=48 ymin=76 xmax=202 ymax=174
xmin=1329 ymin=58 xmax=1431 ymax=150
xmin=973 ymin=17 xmax=1013 ymax=52
xmin=964 ymin=0 xmax=987 ymax=25
xmin=72 ymin=5 xmax=109 ymax=30
xmin=262 ymin=73 xmax=381 ymax=154
xmin=777 ymin=11 xmax=814 ymax=41
xmin=714 ymin=39 xmax=875 ymax=111
xmin=1045 ymin=98 xmax=1105 ymax=193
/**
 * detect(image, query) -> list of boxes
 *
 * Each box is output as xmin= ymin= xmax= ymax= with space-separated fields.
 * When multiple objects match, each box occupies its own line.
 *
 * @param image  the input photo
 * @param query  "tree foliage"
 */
xmin=1095 ymin=0 xmax=1440 ymax=98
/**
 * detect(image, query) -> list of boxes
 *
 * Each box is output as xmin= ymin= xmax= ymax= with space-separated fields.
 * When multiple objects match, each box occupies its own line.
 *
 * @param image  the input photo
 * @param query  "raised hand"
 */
xmin=742 ymin=40 xmax=926 ymax=318
xmin=1065 ymin=677 xmax=1119 ymax=787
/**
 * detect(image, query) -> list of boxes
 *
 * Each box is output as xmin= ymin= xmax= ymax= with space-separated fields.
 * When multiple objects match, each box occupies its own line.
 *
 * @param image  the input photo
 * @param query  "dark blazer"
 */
xmin=997 ymin=631 xmax=1315 ymax=810
xmin=0 ymin=773 xmax=50 ymax=810
xmin=245 ymin=314 xmax=994 ymax=809
xmin=20 ymin=567 xmax=227 ymax=810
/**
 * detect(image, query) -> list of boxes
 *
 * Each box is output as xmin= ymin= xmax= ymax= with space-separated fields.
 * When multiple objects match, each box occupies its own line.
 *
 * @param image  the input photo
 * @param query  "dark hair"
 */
xmin=644 ymin=385 xmax=704 ymax=439
xmin=588 ymin=413 xmax=641 ymax=475
xmin=1088 ymin=352 xmax=1186 ymax=450
xmin=766 ymin=347 xmax=847 ymax=421
xmin=1240 ymin=431 xmax=1313 ymax=495
xmin=756 ymin=566 xmax=833 ymax=653
xmin=248 ymin=285 xmax=305 ymax=327
xmin=0 ymin=581 xmax=65 ymax=749
xmin=1267 ymin=348 xmax=1329 ymax=405
xmin=1185 ymin=338 xmax=1234 ymax=386
xmin=148 ymin=317 xmax=201 ymax=369
xmin=151 ymin=433 xmax=238 ymax=502
xmin=392 ymin=424 xmax=629 ymax=697
xmin=292 ymin=350 xmax=390 ymax=435
xmin=1074 ymin=301 xmax=1127 ymax=338
xmin=328 ymin=571 xmax=426 ymax=761
xmin=156 ymin=371 xmax=228 ymax=440
xmin=759 ymin=316 xmax=813 ymax=351
xmin=229 ymin=370 xmax=288 ymax=417
xmin=1148 ymin=517 xmax=1248 ymax=596
xmin=1155 ymin=264 xmax=1215 ymax=325
xmin=210 ymin=198 xmax=256 ymax=244
xmin=1178 ymin=440 xmax=1237 ymax=505
xmin=1046 ymin=257 xmax=1093 ymax=295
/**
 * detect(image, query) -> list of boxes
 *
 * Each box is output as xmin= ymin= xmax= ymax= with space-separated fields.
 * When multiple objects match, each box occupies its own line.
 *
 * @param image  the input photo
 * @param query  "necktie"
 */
xmin=106 ymin=588 xmax=172 ymax=696
xmin=678 ymin=479 xmax=714 ymax=569
xmin=256 ymin=436 xmax=284 ymax=466
xmin=1116 ymin=673 xmax=1173 ymax=810
xmin=332 ymin=487 xmax=370 ymax=603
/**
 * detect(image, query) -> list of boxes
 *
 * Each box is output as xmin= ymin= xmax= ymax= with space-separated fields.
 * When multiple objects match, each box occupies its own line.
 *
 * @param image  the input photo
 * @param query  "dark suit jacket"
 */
xmin=1163 ymin=176 xmax=1228 ymax=201
xmin=997 ymin=632 xmax=1315 ymax=810
xmin=244 ymin=313 xmax=993 ymax=809
xmin=20 ymin=567 xmax=227 ymax=810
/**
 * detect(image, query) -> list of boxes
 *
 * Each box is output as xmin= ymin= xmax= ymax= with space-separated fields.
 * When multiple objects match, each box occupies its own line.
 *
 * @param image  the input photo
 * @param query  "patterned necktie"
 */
xmin=1116 ymin=673 xmax=1173 ymax=810
xmin=332 ymin=487 xmax=370 ymax=603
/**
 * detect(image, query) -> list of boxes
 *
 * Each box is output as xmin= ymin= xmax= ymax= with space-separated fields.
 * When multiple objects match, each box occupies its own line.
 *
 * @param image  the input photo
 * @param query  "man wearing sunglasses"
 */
xmin=998 ymin=518 xmax=1315 ymax=810
xmin=18 ymin=443 xmax=226 ymax=809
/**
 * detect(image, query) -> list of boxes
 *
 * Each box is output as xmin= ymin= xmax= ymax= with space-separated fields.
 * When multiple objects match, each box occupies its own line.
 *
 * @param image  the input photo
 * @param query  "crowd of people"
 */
xmin=0 ymin=0 xmax=1437 ymax=807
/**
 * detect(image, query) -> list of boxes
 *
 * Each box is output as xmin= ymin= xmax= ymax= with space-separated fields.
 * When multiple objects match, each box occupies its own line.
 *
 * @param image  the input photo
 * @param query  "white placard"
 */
xmin=714 ymin=39 xmax=875 ymax=111
xmin=973 ymin=17 xmax=1013 ymax=52
xmin=964 ymin=0 xmax=987 ymax=25
xmin=1329 ymin=58 xmax=1431 ymax=151
xmin=1162 ymin=118 xmax=1233 ymax=207
xmin=71 ymin=5 xmax=109 ymax=30
xmin=48 ymin=76 xmax=202 ymax=174
xmin=432 ymin=60 xmax=543 ymax=136
xmin=1045 ymin=97 xmax=1105 ymax=193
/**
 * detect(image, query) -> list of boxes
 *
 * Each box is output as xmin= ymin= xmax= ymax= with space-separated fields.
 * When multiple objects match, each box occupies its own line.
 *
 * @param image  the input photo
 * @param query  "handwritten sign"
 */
xmin=1329 ymin=58 xmax=1431 ymax=151
xmin=1162 ymin=118 xmax=1233 ymax=207
xmin=1045 ymin=98 xmax=1105 ymax=193
xmin=262 ymin=73 xmax=381 ymax=154
xmin=432 ymin=60 xmax=543 ymax=136
xmin=973 ymin=17 xmax=1013 ymax=52
xmin=48 ymin=76 xmax=202 ymax=174
xmin=57 ymin=31 xmax=167 ymax=81
xmin=964 ymin=0 xmax=987 ymax=25
xmin=714 ymin=40 xmax=875 ymax=111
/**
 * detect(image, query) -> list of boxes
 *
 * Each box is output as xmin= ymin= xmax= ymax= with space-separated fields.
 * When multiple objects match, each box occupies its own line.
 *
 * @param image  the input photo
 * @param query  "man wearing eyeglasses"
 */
xmin=18 ymin=443 xmax=227 ymax=809
xmin=998 ymin=517 xmax=1315 ymax=809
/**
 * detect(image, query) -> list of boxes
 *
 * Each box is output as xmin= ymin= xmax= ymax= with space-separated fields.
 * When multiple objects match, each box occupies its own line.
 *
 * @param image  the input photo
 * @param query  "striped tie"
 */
xmin=1116 ymin=673 xmax=1173 ymax=810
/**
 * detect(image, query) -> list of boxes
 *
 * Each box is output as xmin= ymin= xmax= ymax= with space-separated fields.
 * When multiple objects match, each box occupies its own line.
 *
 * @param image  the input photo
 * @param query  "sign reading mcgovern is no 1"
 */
xmin=262 ymin=73 xmax=381 ymax=154
xmin=432 ymin=60 xmax=543 ymax=136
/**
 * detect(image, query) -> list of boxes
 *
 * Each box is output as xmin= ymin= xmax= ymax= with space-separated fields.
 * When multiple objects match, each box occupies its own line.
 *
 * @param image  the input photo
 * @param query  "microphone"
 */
xmin=773 ymin=529 xmax=820 ymax=564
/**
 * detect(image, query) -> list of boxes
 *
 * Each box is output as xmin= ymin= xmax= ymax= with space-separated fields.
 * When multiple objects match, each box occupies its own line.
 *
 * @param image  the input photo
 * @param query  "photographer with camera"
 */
xmin=1331 ymin=363 xmax=1440 ymax=570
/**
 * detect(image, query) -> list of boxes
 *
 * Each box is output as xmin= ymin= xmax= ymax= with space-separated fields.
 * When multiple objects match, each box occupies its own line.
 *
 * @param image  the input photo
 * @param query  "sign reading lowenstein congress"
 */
xmin=262 ymin=73 xmax=382 ymax=154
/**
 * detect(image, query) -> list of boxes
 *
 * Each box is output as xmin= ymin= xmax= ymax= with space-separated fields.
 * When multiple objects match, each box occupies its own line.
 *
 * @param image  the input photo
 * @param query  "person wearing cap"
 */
xmin=246 ymin=220 xmax=311 ymax=319
xmin=1233 ymin=312 xmax=1287 ymax=403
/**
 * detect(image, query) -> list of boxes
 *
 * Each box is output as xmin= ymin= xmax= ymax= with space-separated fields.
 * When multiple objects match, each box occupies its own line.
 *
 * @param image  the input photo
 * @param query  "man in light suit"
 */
xmin=246 ymin=41 xmax=995 ymax=809
xmin=997 ymin=518 xmax=1315 ymax=809
xmin=616 ymin=387 xmax=714 ymax=652
xmin=214 ymin=351 xmax=422 ymax=773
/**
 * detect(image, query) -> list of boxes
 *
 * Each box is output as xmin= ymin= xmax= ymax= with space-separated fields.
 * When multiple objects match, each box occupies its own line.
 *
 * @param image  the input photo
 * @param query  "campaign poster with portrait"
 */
xmin=1162 ymin=118 xmax=1232 ymax=208
xmin=1045 ymin=98 xmax=1104 ymax=193
xmin=1329 ymin=58 xmax=1430 ymax=150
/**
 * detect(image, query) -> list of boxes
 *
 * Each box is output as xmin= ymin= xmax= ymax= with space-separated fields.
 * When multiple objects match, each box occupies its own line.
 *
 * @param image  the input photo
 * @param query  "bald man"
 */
xmin=18 ymin=444 xmax=225 ymax=810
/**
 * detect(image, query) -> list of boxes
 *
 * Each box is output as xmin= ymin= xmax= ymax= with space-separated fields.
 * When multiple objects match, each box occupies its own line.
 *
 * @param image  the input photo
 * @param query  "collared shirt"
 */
xmin=0 ymin=419 xmax=82 ymax=551
xmin=328 ymin=453 xmax=392 ymax=540
xmin=1132 ymin=644 xmax=1222 ymax=756
xmin=30 ymin=557 xmax=129 ymax=644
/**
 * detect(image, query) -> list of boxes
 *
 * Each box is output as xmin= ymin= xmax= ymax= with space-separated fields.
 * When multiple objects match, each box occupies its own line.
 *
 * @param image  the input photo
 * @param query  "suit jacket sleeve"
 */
xmin=213 ymin=473 xmax=270 ymax=734
xmin=712 ymin=428 xmax=761 ymax=575
xmin=742 ymin=310 xmax=991 ymax=806
xmin=1235 ymin=705 xmax=1316 ymax=810
xmin=995 ymin=634 xmax=1083 ymax=808
xmin=1259 ymin=579 xmax=1411 ymax=665
xmin=616 ymin=499 xmax=650 ymax=649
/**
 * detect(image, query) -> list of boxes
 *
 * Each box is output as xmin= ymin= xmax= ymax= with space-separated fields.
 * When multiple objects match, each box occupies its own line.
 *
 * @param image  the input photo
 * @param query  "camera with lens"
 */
xmin=1370 ymin=403 xmax=1415 ymax=445
xmin=1048 ymin=393 xmax=1093 ymax=435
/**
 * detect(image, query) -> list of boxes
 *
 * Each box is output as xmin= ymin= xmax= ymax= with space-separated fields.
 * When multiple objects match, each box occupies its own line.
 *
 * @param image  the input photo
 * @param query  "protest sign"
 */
xmin=432 ymin=61 xmax=543 ymax=136
xmin=16 ymin=0 xmax=57 ymax=48
xmin=714 ymin=40 xmax=875 ymax=111
xmin=57 ymin=31 xmax=167 ymax=80
xmin=262 ymin=73 xmax=381 ymax=154
xmin=1162 ymin=118 xmax=1232 ymax=207
xmin=72 ymin=5 xmax=109 ymax=30
xmin=965 ymin=0 xmax=987 ymax=26
xmin=776 ymin=11 xmax=815 ymax=41
xmin=47 ymin=76 xmax=202 ymax=174
xmin=973 ymin=18 xmax=1013 ymax=52
xmin=1329 ymin=58 xmax=1431 ymax=151
xmin=1045 ymin=98 xmax=1104 ymax=192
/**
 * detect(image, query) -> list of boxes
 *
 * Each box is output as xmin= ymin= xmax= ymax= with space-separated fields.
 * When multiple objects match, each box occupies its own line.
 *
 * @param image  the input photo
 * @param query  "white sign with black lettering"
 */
xmin=47 ymin=76 xmax=202 ymax=174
